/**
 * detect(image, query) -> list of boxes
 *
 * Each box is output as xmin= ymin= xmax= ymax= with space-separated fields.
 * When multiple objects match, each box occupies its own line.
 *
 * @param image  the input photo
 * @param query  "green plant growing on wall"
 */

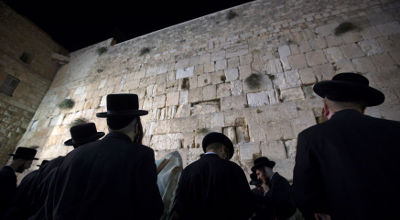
xmin=334 ymin=22 xmax=358 ymax=35
xmin=226 ymin=10 xmax=238 ymax=20
xmin=97 ymin=47 xmax=107 ymax=55
xmin=196 ymin=128 xmax=209 ymax=134
xmin=139 ymin=47 xmax=151 ymax=56
xmin=245 ymin=73 xmax=263 ymax=89
xmin=58 ymin=99 xmax=75 ymax=109
xmin=70 ymin=118 xmax=89 ymax=128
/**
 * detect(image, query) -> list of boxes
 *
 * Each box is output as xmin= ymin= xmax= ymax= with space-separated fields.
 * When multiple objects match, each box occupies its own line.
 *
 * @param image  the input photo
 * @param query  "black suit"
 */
xmin=252 ymin=173 xmax=296 ymax=220
xmin=293 ymin=109 xmax=400 ymax=220
xmin=174 ymin=153 xmax=253 ymax=220
xmin=32 ymin=132 xmax=163 ymax=220
xmin=0 ymin=166 xmax=16 ymax=217
xmin=4 ymin=170 xmax=40 ymax=220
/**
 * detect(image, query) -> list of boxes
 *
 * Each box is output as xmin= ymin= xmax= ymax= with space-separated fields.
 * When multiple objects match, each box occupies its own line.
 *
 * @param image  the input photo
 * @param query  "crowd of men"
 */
xmin=0 ymin=72 xmax=399 ymax=220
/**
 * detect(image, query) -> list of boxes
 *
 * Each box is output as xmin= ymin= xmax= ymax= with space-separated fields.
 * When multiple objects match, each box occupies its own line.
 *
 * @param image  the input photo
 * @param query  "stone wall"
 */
xmin=0 ymin=1 xmax=66 ymax=165
xmin=17 ymin=0 xmax=400 ymax=180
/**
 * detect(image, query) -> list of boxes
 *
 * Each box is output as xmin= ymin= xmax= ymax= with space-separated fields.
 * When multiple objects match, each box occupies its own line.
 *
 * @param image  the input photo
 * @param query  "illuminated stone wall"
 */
xmin=17 ymin=0 xmax=400 ymax=180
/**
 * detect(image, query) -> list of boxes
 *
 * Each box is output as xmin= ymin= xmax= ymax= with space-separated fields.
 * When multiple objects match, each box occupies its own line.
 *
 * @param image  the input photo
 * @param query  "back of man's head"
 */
xmin=206 ymin=143 xmax=228 ymax=160
xmin=108 ymin=116 xmax=141 ymax=143
xmin=324 ymin=98 xmax=366 ymax=113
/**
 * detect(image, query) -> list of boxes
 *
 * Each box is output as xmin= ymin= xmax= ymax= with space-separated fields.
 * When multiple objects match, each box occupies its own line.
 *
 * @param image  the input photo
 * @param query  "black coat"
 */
xmin=251 ymin=173 xmax=296 ymax=220
xmin=31 ymin=132 xmax=163 ymax=220
xmin=293 ymin=109 xmax=400 ymax=220
xmin=174 ymin=153 xmax=253 ymax=220
xmin=5 ymin=156 xmax=66 ymax=220
xmin=0 ymin=166 xmax=16 ymax=217
xmin=4 ymin=170 xmax=40 ymax=220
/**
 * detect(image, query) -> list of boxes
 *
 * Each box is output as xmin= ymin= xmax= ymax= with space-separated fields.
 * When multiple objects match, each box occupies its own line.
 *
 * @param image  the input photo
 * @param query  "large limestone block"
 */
xmin=247 ymin=91 xmax=269 ymax=107
xmin=202 ymin=85 xmax=217 ymax=101
xmin=166 ymin=92 xmax=180 ymax=107
xmin=221 ymin=95 xmax=247 ymax=111
xmin=288 ymin=54 xmax=307 ymax=69
xmin=239 ymin=142 xmax=261 ymax=161
xmin=305 ymin=50 xmax=327 ymax=66
xmin=358 ymin=39 xmax=384 ymax=56
xmin=340 ymin=44 xmax=364 ymax=59
xmin=230 ymin=80 xmax=243 ymax=96
xmin=260 ymin=140 xmax=287 ymax=159
xmin=188 ymin=88 xmax=203 ymax=103
xmin=225 ymin=68 xmax=239 ymax=82
xmin=265 ymin=120 xmax=295 ymax=141
xmin=280 ymin=87 xmax=305 ymax=102
xmin=176 ymin=66 xmax=194 ymax=79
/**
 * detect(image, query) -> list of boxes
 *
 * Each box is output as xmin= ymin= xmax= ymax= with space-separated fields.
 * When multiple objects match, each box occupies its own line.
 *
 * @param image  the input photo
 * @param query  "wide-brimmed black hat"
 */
xmin=202 ymin=132 xmax=234 ymax=160
xmin=313 ymin=72 xmax=384 ymax=106
xmin=9 ymin=147 xmax=38 ymax=160
xmin=251 ymin=156 xmax=275 ymax=172
xmin=250 ymin=172 xmax=262 ymax=185
xmin=96 ymin=94 xmax=148 ymax=118
xmin=64 ymin=123 xmax=105 ymax=146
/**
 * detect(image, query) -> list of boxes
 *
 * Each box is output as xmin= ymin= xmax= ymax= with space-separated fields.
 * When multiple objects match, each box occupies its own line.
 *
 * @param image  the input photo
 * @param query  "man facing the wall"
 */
xmin=293 ymin=72 xmax=400 ymax=220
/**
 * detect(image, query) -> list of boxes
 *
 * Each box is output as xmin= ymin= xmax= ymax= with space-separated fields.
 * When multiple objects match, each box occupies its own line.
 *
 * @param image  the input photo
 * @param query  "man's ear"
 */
xmin=323 ymin=103 xmax=330 ymax=119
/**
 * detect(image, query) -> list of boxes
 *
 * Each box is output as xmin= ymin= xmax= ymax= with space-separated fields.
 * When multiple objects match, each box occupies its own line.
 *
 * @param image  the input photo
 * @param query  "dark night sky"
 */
xmin=4 ymin=0 xmax=254 ymax=52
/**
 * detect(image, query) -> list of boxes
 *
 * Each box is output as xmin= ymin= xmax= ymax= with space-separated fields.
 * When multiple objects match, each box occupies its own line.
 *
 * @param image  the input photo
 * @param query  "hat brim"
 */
xmin=313 ymin=80 xmax=384 ymax=107
xmin=64 ymin=132 xmax=105 ymax=146
xmin=8 ymin=153 xmax=39 ymax=160
xmin=251 ymin=161 xmax=276 ymax=172
xmin=96 ymin=110 xmax=148 ymax=118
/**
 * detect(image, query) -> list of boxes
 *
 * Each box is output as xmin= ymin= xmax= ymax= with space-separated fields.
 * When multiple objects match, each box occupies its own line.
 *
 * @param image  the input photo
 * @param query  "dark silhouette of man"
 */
xmin=251 ymin=157 xmax=295 ymax=220
xmin=293 ymin=72 xmax=400 ymax=220
xmin=35 ymin=94 xmax=163 ymax=220
xmin=174 ymin=132 xmax=253 ymax=220
xmin=0 ymin=147 xmax=37 ymax=217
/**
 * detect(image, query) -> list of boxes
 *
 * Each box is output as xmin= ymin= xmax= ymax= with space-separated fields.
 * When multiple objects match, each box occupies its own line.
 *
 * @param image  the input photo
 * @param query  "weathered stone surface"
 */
xmin=247 ymin=92 xmax=269 ymax=107
xmin=325 ymin=47 xmax=344 ymax=63
xmin=215 ymin=59 xmax=227 ymax=71
xmin=288 ymin=54 xmax=307 ymax=69
xmin=166 ymin=92 xmax=179 ymax=106
xmin=305 ymin=50 xmax=327 ymax=66
xmin=352 ymin=57 xmax=377 ymax=73
xmin=298 ymin=68 xmax=316 ymax=85
xmin=280 ymin=87 xmax=305 ymax=102
xmin=216 ymin=83 xmax=231 ymax=98
xmin=225 ymin=68 xmax=239 ymax=82
xmin=176 ymin=66 xmax=194 ymax=79
xmin=340 ymin=44 xmax=364 ymax=59
xmin=221 ymin=95 xmax=247 ymax=111
xmin=260 ymin=140 xmax=287 ymax=159
xmin=315 ymin=22 xmax=338 ymax=37
xmin=188 ymin=88 xmax=203 ymax=103
xmin=191 ymin=100 xmax=219 ymax=116
xmin=266 ymin=59 xmax=283 ymax=74
xmin=202 ymin=84 xmax=217 ymax=101
xmin=239 ymin=142 xmax=261 ymax=161
xmin=230 ymin=80 xmax=243 ymax=96
xmin=7 ymin=0 xmax=400 ymax=179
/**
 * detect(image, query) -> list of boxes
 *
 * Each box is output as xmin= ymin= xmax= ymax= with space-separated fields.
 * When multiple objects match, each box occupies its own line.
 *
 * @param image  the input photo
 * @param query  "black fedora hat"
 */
xmin=96 ymin=94 xmax=148 ymax=118
xmin=202 ymin=132 xmax=234 ymax=160
xmin=251 ymin=156 xmax=275 ymax=172
xmin=9 ymin=147 xmax=38 ymax=160
xmin=250 ymin=172 xmax=262 ymax=185
xmin=64 ymin=123 xmax=105 ymax=146
xmin=313 ymin=72 xmax=384 ymax=107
